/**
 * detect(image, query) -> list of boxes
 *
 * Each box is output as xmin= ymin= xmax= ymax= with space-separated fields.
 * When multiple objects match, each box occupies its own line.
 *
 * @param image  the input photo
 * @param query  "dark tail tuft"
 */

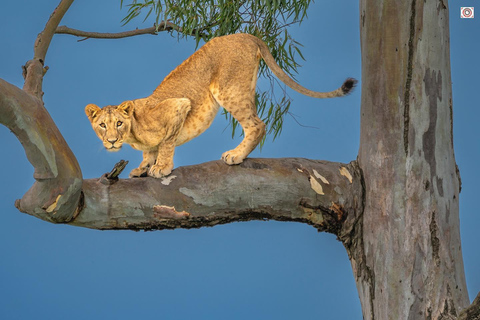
xmin=341 ymin=78 xmax=358 ymax=95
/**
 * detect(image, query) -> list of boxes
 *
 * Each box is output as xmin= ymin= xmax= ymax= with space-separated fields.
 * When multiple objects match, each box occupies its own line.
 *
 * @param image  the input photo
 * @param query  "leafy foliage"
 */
xmin=120 ymin=0 xmax=312 ymax=142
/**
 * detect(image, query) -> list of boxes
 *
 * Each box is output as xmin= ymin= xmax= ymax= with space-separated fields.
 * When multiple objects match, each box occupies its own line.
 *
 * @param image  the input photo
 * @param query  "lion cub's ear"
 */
xmin=117 ymin=101 xmax=134 ymax=116
xmin=85 ymin=104 xmax=101 ymax=122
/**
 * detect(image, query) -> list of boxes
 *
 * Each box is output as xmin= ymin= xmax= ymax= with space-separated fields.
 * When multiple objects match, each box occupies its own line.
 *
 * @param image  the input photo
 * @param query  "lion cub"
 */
xmin=86 ymin=33 xmax=356 ymax=178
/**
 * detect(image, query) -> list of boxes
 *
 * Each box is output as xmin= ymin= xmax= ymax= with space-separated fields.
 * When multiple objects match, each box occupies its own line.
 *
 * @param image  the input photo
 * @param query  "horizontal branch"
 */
xmin=55 ymin=21 xmax=178 ymax=40
xmin=62 ymin=158 xmax=364 ymax=236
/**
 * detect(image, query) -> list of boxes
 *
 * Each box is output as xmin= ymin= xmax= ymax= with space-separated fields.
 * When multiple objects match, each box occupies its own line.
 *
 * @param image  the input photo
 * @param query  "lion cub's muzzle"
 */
xmin=103 ymin=138 xmax=123 ymax=152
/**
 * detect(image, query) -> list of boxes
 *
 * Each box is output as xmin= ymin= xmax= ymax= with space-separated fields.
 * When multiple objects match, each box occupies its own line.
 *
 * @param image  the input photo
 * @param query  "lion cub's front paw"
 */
xmin=129 ymin=167 xmax=148 ymax=178
xmin=148 ymin=164 xmax=173 ymax=178
xmin=221 ymin=150 xmax=246 ymax=165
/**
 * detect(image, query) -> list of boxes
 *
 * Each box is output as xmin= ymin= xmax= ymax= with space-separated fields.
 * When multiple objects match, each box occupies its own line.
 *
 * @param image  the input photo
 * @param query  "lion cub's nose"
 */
xmin=107 ymin=138 xmax=118 ymax=144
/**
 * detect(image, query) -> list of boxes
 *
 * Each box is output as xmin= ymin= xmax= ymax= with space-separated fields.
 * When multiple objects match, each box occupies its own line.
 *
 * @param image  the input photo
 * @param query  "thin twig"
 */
xmin=287 ymin=111 xmax=320 ymax=130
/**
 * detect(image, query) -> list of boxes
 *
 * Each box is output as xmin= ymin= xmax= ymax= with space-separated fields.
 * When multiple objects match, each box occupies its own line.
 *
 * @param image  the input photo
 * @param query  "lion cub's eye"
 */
xmin=117 ymin=121 xmax=123 ymax=127
xmin=99 ymin=123 xmax=106 ymax=129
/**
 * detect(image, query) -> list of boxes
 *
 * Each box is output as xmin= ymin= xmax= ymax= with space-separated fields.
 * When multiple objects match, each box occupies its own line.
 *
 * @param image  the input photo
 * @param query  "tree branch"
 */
xmin=0 ymin=79 xmax=82 ymax=223
xmin=17 ymin=158 xmax=363 ymax=234
xmin=55 ymin=19 xmax=218 ymax=42
xmin=458 ymin=292 xmax=480 ymax=320
xmin=23 ymin=0 xmax=74 ymax=99
xmin=1 ymin=0 xmax=85 ymax=223
xmin=55 ymin=21 xmax=178 ymax=40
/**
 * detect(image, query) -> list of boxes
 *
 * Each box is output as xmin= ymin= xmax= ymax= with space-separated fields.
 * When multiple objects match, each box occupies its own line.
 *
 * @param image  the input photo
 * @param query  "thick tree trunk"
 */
xmin=351 ymin=0 xmax=469 ymax=319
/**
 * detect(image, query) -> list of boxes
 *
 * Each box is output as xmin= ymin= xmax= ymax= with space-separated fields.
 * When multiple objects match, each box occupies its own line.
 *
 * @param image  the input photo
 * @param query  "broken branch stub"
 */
xmin=100 ymin=160 xmax=129 ymax=185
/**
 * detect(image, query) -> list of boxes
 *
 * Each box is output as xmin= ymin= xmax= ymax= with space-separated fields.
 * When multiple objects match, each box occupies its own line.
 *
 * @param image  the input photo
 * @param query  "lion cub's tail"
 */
xmin=255 ymin=37 xmax=357 ymax=98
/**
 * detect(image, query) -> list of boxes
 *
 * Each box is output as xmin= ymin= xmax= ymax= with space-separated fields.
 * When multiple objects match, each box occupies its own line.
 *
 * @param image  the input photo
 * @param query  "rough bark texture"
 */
xmin=458 ymin=292 xmax=480 ymax=320
xmin=353 ymin=0 xmax=469 ymax=319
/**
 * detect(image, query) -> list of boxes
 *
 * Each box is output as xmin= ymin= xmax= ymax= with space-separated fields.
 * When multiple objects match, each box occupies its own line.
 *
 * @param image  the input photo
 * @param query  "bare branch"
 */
xmin=35 ymin=0 xmax=74 ymax=62
xmin=55 ymin=21 xmax=179 ymax=40
xmin=23 ymin=0 xmax=74 ymax=99
xmin=55 ymin=19 xmax=219 ymax=41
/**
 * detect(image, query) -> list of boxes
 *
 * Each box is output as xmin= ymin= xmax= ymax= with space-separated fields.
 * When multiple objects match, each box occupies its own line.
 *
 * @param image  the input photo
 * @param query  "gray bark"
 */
xmin=353 ymin=0 xmax=469 ymax=318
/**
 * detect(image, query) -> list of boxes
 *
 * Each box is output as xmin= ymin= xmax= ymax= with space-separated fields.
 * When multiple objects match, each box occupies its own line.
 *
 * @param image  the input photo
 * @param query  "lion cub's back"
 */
xmin=204 ymin=33 xmax=261 ymax=77
xmin=154 ymin=34 xmax=261 ymax=96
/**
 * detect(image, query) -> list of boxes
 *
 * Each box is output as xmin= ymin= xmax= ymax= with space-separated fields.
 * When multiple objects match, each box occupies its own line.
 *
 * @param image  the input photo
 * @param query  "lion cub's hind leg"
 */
xmin=216 ymin=93 xmax=266 ymax=165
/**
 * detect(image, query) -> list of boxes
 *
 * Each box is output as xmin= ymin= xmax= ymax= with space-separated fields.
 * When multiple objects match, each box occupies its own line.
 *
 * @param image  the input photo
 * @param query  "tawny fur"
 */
xmin=85 ymin=33 xmax=357 ymax=178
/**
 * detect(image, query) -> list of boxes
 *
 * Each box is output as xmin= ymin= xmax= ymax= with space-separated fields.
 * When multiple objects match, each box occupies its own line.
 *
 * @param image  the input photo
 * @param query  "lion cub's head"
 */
xmin=85 ymin=101 xmax=134 ymax=152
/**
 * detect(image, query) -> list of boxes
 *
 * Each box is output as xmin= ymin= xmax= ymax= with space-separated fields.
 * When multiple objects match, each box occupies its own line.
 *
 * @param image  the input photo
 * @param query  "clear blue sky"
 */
xmin=0 ymin=0 xmax=478 ymax=319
